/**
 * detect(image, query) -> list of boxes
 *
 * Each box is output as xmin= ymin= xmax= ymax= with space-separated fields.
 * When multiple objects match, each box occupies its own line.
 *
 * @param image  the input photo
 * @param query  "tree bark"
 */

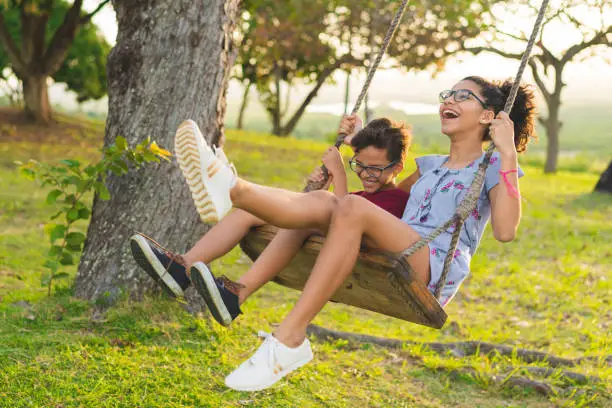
xmin=74 ymin=0 xmax=240 ymax=302
xmin=594 ymin=160 xmax=612 ymax=193
xmin=236 ymin=82 xmax=251 ymax=130
xmin=22 ymin=75 xmax=52 ymax=124
xmin=18 ymin=10 xmax=53 ymax=124
xmin=271 ymin=65 xmax=282 ymax=135
xmin=541 ymin=68 xmax=564 ymax=174
xmin=541 ymin=109 xmax=561 ymax=174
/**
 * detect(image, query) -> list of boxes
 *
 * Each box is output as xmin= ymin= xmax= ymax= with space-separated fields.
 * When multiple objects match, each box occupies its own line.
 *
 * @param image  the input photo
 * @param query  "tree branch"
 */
xmin=560 ymin=9 xmax=588 ymax=31
xmin=0 ymin=13 xmax=26 ymax=75
xmin=462 ymin=46 xmax=524 ymax=61
xmin=528 ymin=59 xmax=551 ymax=104
xmin=496 ymin=29 xmax=527 ymax=42
xmin=281 ymin=54 xmax=358 ymax=135
xmin=541 ymin=6 xmax=565 ymax=33
xmin=306 ymin=324 xmax=611 ymax=368
xmin=439 ymin=367 xmax=554 ymax=396
xmin=561 ymin=26 xmax=612 ymax=65
xmin=41 ymin=0 xmax=84 ymax=75
xmin=537 ymin=41 xmax=559 ymax=68
xmin=517 ymin=366 xmax=596 ymax=384
xmin=80 ymin=0 xmax=110 ymax=24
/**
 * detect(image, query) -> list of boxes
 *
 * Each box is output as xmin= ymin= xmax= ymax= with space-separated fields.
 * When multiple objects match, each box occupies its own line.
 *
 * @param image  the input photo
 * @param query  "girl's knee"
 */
xmin=309 ymin=190 xmax=339 ymax=212
xmin=311 ymin=190 xmax=338 ymax=203
xmin=335 ymin=195 xmax=365 ymax=220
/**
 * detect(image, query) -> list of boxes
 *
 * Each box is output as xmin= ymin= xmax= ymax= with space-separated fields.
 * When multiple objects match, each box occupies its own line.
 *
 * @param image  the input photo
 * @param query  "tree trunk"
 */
xmin=271 ymin=65 xmax=282 ymax=136
xmin=237 ymin=82 xmax=251 ymax=130
xmin=74 ymin=0 xmax=240 ymax=302
xmin=279 ymin=60 xmax=346 ymax=137
xmin=594 ymin=160 xmax=612 ymax=193
xmin=540 ymin=67 xmax=565 ymax=174
xmin=542 ymin=98 xmax=562 ymax=174
xmin=22 ymin=75 xmax=51 ymax=124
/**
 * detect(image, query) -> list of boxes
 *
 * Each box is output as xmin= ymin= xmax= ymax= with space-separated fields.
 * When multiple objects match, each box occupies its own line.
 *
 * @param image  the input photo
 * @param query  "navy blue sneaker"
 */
xmin=130 ymin=234 xmax=191 ymax=297
xmin=190 ymin=262 xmax=243 ymax=326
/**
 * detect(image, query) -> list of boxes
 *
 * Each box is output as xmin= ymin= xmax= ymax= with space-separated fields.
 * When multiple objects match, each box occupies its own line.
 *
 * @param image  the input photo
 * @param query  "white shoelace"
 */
xmin=212 ymin=145 xmax=238 ymax=176
xmin=247 ymin=331 xmax=279 ymax=372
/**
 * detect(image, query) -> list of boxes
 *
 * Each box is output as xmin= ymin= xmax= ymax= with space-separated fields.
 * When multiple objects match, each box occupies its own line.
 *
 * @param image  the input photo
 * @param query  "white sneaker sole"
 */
xmin=225 ymin=354 xmax=314 ymax=392
xmin=174 ymin=120 xmax=226 ymax=224
xmin=130 ymin=234 xmax=185 ymax=298
xmin=190 ymin=262 xmax=232 ymax=326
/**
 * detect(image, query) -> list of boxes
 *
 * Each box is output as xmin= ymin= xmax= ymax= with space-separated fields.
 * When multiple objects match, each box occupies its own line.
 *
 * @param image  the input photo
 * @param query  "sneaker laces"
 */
xmin=217 ymin=275 xmax=246 ymax=296
xmin=135 ymin=232 xmax=187 ymax=275
xmin=212 ymin=145 xmax=238 ymax=176
xmin=247 ymin=331 xmax=279 ymax=372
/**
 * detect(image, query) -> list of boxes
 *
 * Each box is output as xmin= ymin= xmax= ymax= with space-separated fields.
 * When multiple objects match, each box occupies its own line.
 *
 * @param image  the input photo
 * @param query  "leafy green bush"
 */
xmin=17 ymin=137 xmax=171 ymax=295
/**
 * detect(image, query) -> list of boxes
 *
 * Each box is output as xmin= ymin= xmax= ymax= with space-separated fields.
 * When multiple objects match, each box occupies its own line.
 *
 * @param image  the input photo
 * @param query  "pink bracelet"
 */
xmin=499 ymin=169 xmax=521 ymax=199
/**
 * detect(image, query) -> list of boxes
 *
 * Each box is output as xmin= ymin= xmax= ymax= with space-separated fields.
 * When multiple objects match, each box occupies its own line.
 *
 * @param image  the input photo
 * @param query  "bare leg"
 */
xmin=182 ymin=209 xmax=264 ymax=267
xmin=273 ymin=195 xmax=431 ymax=347
xmin=230 ymin=180 xmax=338 ymax=231
xmin=237 ymin=228 xmax=318 ymax=304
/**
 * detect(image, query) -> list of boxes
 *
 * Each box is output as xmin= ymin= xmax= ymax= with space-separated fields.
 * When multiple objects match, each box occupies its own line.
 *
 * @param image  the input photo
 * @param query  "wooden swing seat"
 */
xmin=239 ymin=224 xmax=448 ymax=329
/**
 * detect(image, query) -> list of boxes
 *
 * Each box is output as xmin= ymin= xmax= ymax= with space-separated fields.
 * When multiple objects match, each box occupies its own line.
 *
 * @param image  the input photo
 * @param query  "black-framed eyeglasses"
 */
xmin=349 ymin=158 xmax=398 ymax=178
xmin=439 ymin=89 xmax=488 ymax=109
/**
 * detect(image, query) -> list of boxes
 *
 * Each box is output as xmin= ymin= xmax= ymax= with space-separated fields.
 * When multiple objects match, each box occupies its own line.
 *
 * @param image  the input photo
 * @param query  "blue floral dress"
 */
xmin=400 ymin=152 xmax=524 ymax=306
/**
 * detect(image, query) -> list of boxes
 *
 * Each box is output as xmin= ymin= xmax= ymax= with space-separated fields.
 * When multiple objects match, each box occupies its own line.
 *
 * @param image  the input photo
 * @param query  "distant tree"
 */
xmin=238 ymin=0 xmax=356 ymax=137
xmin=0 ymin=0 xmax=110 ymax=124
xmin=595 ymin=160 xmax=612 ymax=193
xmin=238 ymin=0 xmax=495 ymax=136
xmin=464 ymin=0 xmax=611 ymax=173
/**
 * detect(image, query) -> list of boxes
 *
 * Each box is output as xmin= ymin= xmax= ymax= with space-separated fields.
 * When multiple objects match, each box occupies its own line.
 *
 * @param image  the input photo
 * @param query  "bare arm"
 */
xmin=488 ymin=112 xmax=522 ymax=242
xmin=489 ymin=151 xmax=521 ymax=242
xmin=331 ymin=172 xmax=348 ymax=197
xmin=322 ymin=146 xmax=348 ymax=197
xmin=397 ymin=169 xmax=420 ymax=193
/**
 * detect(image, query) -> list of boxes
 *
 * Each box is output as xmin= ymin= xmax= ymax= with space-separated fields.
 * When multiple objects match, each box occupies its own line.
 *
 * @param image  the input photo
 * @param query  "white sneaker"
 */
xmin=174 ymin=120 xmax=237 ymax=223
xmin=225 ymin=332 xmax=313 ymax=391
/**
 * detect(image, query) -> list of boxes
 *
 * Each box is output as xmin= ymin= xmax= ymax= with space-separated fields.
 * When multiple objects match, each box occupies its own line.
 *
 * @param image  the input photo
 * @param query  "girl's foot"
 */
xmin=224 ymin=332 xmax=313 ymax=391
xmin=130 ymin=234 xmax=190 ymax=297
xmin=189 ymin=262 xmax=243 ymax=326
xmin=174 ymin=119 xmax=237 ymax=223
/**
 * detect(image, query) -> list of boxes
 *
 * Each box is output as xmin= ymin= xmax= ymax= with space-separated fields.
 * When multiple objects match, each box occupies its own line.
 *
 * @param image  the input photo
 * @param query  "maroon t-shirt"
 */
xmin=351 ymin=188 xmax=409 ymax=218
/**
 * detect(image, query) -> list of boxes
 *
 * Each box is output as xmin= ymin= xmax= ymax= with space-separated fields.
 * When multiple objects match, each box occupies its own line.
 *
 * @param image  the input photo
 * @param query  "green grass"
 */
xmin=0 ymin=125 xmax=610 ymax=407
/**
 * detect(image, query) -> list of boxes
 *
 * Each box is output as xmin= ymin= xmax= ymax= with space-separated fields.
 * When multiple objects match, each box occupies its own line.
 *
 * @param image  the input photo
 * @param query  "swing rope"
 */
xmin=302 ymin=0 xmax=550 ymax=302
xmin=345 ymin=0 xmax=410 ymax=120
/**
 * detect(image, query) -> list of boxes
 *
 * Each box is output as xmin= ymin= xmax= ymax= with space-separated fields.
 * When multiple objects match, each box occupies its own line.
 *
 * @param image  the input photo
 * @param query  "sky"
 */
xmin=74 ymin=1 xmax=612 ymax=112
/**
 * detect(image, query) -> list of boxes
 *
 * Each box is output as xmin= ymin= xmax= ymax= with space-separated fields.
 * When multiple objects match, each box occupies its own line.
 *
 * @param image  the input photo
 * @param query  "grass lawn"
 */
xmin=0 ymin=114 xmax=610 ymax=407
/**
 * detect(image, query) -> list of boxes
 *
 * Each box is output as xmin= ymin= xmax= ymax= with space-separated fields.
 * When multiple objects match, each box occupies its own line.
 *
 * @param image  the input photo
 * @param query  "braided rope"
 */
xmin=304 ymin=0 xmax=410 ymax=192
xmin=401 ymin=0 xmax=550 ymax=300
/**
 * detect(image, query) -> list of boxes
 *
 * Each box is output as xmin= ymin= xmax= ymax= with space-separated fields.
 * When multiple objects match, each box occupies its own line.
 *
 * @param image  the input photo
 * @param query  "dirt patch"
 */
xmin=0 ymin=107 xmax=105 ymax=144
